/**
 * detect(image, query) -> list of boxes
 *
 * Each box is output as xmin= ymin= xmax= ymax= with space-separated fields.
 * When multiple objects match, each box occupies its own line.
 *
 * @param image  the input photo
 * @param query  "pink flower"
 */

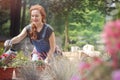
xmin=79 ymin=62 xmax=91 ymax=75
xmin=93 ymin=57 xmax=103 ymax=65
xmin=102 ymin=19 xmax=120 ymax=69
xmin=79 ymin=62 xmax=91 ymax=70
xmin=112 ymin=70 xmax=120 ymax=80
xmin=115 ymin=20 xmax=120 ymax=29
xmin=102 ymin=19 xmax=120 ymax=55
xmin=2 ymin=53 xmax=9 ymax=57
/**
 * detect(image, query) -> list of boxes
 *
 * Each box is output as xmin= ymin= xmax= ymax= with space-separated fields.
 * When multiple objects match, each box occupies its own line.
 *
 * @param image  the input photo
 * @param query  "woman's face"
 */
xmin=31 ymin=10 xmax=42 ymax=24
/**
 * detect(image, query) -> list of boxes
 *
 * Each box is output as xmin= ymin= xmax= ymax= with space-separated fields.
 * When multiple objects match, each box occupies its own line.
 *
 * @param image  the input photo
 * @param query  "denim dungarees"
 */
xmin=31 ymin=25 xmax=50 ymax=60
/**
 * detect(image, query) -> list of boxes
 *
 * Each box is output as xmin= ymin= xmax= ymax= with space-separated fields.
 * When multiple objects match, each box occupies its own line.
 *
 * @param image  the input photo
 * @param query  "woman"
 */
xmin=4 ymin=4 xmax=56 ymax=62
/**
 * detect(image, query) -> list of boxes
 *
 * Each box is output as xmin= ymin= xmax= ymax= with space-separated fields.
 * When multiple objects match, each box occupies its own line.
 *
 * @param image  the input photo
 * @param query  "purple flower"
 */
xmin=112 ymin=70 xmax=120 ymax=80
xmin=71 ymin=75 xmax=80 ymax=80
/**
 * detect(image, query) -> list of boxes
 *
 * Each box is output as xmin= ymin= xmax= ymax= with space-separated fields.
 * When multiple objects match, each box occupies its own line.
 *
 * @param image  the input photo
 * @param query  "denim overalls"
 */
xmin=27 ymin=24 xmax=51 ymax=61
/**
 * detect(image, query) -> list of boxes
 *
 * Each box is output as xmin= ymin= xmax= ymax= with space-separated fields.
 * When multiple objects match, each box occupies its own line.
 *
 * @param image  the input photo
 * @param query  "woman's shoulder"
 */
xmin=25 ymin=24 xmax=31 ymax=31
xmin=44 ymin=23 xmax=54 ymax=31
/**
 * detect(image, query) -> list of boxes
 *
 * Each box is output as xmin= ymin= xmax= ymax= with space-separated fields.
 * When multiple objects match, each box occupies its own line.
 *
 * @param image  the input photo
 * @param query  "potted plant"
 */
xmin=0 ymin=49 xmax=46 ymax=79
xmin=34 ymin=60 xmax=46 ymax=71
xmin=11 ymin=51 xmax=29 ymax=68
xmin=0 ymin=50 xmax=30 ymax=79
xmin=11 ymin=51 xmax=46 ymax=78
xmin=0 ymin=59 xmax=15 ymax=80
xmin=10 ymin=51 xmax=30 ymax=78
xmin=0 ymin=48 xmax=16 ymax=80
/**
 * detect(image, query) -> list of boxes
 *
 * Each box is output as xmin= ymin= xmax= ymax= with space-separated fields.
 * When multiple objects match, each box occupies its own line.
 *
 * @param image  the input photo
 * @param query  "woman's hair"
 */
xmin=30 ymin=23 xmax=38 ymax=40
xmin=29 ymin=4 xmax=46 ymax=40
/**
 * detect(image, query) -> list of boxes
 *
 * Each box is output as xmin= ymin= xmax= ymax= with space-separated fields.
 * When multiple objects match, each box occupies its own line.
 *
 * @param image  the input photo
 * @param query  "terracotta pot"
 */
xmin=0 ymin=67 xmax=14 ymax=80
xmin=14 ymin=67 xmax=21 ymax=78
xmin=15 ymin=66 xmax=46 ymax=78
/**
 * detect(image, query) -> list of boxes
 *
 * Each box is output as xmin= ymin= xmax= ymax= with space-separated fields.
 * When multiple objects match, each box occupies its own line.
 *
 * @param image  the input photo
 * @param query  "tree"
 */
xmin=10 ymin=0 xmax=21 ymax=37
xmin=21 ymin=0 xmax=27 ymax=29
xmin=47 ymin=0 xmax=80 ymax=50
xmin=105 ymin=0 xmax=120 ymax=21
xmin=47 ymin=0 xmax=105 ymax=50
xmin=0 ymin=0 xmax=10 ymax=26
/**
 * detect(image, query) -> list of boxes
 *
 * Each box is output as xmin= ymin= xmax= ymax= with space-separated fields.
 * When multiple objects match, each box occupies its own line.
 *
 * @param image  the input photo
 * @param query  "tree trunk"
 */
xmin=10 ymin=0 xmax=21 ymax=37
xmin=64 ymin=15 xmax=69 ymax=51
xmin=21 ymin=0 xmax=26 ymax=29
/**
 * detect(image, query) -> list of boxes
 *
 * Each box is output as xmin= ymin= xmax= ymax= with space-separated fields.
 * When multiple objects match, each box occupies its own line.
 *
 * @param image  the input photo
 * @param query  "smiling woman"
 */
xmin=4 ymin=4 xmax=56 ymax=63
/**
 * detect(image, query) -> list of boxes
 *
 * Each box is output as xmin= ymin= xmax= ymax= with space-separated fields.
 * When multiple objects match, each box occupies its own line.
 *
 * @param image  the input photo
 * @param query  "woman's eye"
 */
xmin=31 ymin=15 xmax=39 ymax=17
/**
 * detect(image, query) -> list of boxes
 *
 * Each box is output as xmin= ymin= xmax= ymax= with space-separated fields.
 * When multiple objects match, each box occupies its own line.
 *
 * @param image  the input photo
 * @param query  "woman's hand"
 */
xmin=44 ymin=55 xmax=53 ymax=64
xmin=44 ymin=57 xmax=49 ymax=63
xmin=4 ymin=40 xmax=12 ymax=47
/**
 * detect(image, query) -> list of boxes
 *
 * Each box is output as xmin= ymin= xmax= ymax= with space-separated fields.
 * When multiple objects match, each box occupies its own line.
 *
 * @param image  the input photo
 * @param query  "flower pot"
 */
xmin=14 ymin=67 xmax=21 ymax=78
xmin=0 ymin=67 xmax=14 ymax=80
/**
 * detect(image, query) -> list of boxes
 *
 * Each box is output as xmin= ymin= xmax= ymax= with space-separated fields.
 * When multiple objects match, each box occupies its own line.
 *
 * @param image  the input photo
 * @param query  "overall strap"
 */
xmin=42 ymin=25 xmax=48 ymax=39
xmin=26 ymin=24 xmax=49 ymax=43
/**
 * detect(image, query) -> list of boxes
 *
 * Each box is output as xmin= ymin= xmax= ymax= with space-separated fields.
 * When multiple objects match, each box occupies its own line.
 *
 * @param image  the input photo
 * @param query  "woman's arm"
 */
xmin=11 ymin=27 xmax=27 ymax=44
xmin=47 ymin=32 xmax=56 ymax=60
